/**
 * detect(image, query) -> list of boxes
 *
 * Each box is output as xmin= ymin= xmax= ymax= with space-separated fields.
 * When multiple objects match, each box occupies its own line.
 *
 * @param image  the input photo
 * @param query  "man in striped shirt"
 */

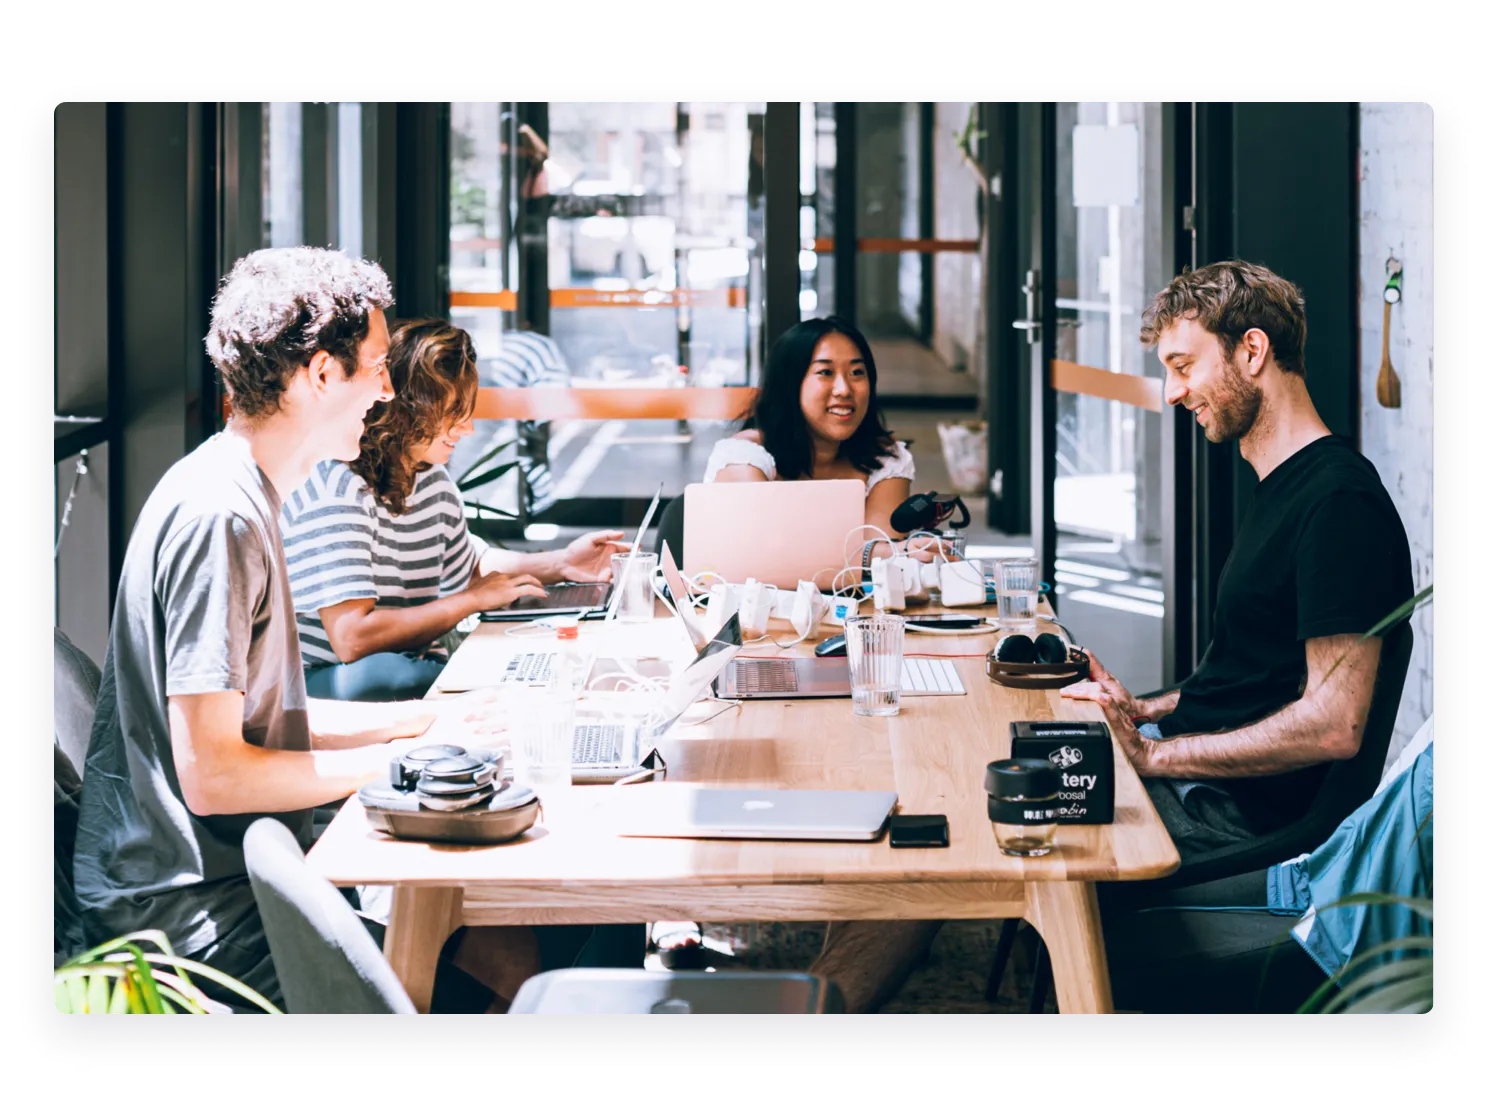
xmin=282 ymin=319 xmax=625 ymax=702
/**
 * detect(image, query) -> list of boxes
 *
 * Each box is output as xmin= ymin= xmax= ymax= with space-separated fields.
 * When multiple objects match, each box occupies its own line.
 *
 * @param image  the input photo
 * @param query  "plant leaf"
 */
xmin=463 ymin=500 xmax=518 ymax=520
xmin=1312 ymin=892 xmax=1433 ymax=921
xmin=1324 ymin=958 xmax=1434 ymax=1012
xmin=1339 ymin=970 xmax=1434 ymax=1014
xmin=1298 ymin=935 xmax=1433 ymax=1012
xmin=1323 ymin=585 xmax=1433 ymax=683
xmin=139 ymin=954 xmax=283 ymax=1014
xmin=454 ymin=439 xmax=515 ymax=486
xmin=108 ymin=978 xmax=129 ymax=1014
xmin=456 ymin=460 xmax=519 ymax=492
xmin=87 ymin=972 xmax=110 ymax=1015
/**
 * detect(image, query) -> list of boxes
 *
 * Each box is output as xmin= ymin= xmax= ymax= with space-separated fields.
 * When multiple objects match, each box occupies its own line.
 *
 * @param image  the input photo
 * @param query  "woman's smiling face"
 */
xmin=798 ymin=331 xmax=870 ymax=446
xmin=411 ymin=408 xmax=476 ymax=467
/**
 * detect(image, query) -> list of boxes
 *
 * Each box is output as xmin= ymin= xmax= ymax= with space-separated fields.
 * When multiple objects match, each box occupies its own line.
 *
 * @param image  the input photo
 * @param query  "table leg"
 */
xmin=383 ymin=885 xmax=464 ymax=1013
xmin=1024 ymin=880 xmax=1113 ymax=1014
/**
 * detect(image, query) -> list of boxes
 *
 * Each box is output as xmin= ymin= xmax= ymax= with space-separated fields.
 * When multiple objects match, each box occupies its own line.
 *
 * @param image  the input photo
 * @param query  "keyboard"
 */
xmin=572 ymin=723 xmax=627 ymax=766
xmin=902 ymin=657 xmax=965 ymax=696
xmin=500 ymin=652 xmax=556 ymax=685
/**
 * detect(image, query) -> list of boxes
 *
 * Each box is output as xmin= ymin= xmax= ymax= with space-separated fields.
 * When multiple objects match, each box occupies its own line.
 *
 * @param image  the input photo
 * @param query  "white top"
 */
xmin=703 ymin=436 xmax=915 ymax=493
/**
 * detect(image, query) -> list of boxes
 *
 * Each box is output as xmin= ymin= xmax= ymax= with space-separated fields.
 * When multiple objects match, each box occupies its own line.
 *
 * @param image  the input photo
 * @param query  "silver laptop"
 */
xmin=716 ymin=653 xmax=966 ymax=699
xmin=614 ymin=787 xmax=899 ymax=841
xmin=478 ymin=485 xmax=663 ymax=623
xmin=570 ymin=612 xmax=742 ymax=783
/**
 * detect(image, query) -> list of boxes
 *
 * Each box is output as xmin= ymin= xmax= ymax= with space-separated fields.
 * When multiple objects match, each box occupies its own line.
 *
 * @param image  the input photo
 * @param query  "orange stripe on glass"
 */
xmin=1051 ymin=360 xmax=1164 ymax=413
xmin=473 ymin=386 xmax=758 ymax=422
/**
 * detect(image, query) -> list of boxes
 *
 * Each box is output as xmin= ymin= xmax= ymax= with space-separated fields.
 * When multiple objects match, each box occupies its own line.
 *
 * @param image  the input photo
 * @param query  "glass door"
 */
xmin=1021 ymin=102 xmax=1175 ymax=695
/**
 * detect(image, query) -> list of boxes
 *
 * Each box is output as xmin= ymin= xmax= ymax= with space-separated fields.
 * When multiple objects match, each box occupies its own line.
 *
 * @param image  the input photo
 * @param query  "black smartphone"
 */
xmin=906 ymin=614 xmax=986 ymax=630
xmin=888 ymin=813 xmax=950 ymax=848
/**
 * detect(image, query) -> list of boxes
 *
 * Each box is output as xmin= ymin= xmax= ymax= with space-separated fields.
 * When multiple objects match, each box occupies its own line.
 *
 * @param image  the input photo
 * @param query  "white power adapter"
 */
xmin=738 ymin=578 xmax=777 ymax=639
xmin=891 ymin=555 xmax=931 ymax=604
xmin=939 ymin=559 xmax=987 ymax=608
xmin=820 ymin=594 xmax=861 ymax=627
xmin=788 ymin=579 xmax=827 ymax=640
xmin=704 ymin=582 xmax=741 ymax=638
xmin=870 ymin=556 xmax=908 ymax=612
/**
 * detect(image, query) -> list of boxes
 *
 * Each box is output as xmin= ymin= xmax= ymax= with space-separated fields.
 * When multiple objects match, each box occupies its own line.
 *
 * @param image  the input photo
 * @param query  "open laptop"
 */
xmin=612 ymin=786 xmax=899 ymax=841
xmin=683 ymin=479 xmax=865 ymax=588
xmin=658 ymin=540 xmax=967 ymax=700
xmin=569 ymin=612 xmax=742 ymax=783
xmin=477 ymin=485 xmax=663 ymax=623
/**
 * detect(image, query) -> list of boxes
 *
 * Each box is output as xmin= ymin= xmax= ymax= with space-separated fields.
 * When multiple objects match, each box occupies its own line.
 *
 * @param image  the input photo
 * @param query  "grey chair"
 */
xmin=54 ymin=629 xmax=100 ymax=964
xmin=510 ymin=969 xmax=845 ymax=1013
xmin=655 ymin=492 xmax=685 ymax=567
xmin=243 ymin=818 xmax=416 ymax=1014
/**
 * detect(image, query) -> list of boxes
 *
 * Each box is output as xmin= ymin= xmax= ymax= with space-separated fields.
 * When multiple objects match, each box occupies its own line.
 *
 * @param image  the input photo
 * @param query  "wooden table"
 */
xmin=308 ymin=601 xmax=1179 ymax=1013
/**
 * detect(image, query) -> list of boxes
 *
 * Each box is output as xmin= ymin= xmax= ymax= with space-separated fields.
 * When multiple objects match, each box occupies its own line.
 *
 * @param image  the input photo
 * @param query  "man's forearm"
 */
xmin=195 ymin=742 xmax=394 ymax=815
xmin=1143 ymin=698 xmax=1342 ymax=780
xmin=307 ymin=697 xmax=431 ymax=749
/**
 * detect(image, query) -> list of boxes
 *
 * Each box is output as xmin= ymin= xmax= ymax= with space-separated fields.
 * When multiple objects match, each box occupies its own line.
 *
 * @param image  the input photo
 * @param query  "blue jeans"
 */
xmin=304 ymin=652 xmax=447 ymax=702
xmin=1138 ymin=722 xmax=1257 ymax=860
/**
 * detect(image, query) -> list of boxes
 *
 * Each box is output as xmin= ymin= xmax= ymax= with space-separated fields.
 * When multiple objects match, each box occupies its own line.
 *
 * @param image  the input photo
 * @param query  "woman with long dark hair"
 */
xmin=705 ymin=316 xmax=932 ymax=562
xmin=281 ymin=319 xmax=627 ymax=701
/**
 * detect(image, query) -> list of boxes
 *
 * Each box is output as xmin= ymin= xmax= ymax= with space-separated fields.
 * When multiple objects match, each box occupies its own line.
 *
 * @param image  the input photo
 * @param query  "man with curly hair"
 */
xmin=73 ymin=248 xmax=506 ymax=1009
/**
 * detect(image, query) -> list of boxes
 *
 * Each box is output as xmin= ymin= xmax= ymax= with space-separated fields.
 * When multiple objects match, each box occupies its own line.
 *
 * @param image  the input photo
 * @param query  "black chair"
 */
xmin=987 ymin=623 xmax=1414 ymax=1010
xmin=54 ymin=629 xmax=101 ymax=965
xmin=656 ymin=490 xmax=685 ymax=566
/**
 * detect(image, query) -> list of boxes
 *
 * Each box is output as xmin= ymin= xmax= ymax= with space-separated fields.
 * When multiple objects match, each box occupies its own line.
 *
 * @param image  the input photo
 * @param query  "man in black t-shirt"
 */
xmin=1062 ymin=260 xmax=1413 ymax=860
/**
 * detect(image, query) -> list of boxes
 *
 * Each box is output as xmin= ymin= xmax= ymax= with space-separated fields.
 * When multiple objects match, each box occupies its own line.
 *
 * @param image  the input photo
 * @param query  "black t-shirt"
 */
xmin=1162 ymin=436 xmax=1412 ymax=831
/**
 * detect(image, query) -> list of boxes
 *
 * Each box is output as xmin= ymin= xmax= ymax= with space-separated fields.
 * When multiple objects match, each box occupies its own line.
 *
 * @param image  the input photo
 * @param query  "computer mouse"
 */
xmin=814 ymin=633 xmax=848 ymax=657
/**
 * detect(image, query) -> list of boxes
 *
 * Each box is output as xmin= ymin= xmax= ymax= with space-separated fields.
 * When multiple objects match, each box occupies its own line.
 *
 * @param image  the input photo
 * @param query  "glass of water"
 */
xmin=845 ymin=614 xmax=906 ymax=717
xmin=609 ymin=551 xmax=659 ymax=622
xmin=995 ymin=557 xmax=1040 ymax=633
xmin=506 ymin=689 xmax=576 ymax=790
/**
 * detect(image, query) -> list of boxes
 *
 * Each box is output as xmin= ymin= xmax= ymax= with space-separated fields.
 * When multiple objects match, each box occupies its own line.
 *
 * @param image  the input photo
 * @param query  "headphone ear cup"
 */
xmin=1033 ymin=633 xmax=1068 ymax=664
xmin=994 ymin=634 xmax=1036 ymax=664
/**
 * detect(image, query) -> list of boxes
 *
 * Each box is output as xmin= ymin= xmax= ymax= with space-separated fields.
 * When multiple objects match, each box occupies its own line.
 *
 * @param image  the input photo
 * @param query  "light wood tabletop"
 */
xmin=308 ymin=597 xmax=1179 ymax=1013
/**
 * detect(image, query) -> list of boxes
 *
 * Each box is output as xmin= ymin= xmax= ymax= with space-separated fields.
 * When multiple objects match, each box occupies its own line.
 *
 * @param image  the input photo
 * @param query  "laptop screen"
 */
xmin=650 ymin=612 xmax=742 ymax=736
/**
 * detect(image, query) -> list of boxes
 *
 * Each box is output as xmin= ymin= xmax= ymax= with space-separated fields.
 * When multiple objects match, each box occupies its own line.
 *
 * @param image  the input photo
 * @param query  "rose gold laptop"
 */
xmin=682 ymin=479 xmax=866 ymax=589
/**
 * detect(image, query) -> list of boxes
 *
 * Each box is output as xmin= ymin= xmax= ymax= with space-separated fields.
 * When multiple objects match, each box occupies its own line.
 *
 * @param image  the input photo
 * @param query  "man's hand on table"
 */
xmin=1060 ymin=650 xmax=1158 ymax=776
xmin=414 ymin=688 xmax=510 ymax=750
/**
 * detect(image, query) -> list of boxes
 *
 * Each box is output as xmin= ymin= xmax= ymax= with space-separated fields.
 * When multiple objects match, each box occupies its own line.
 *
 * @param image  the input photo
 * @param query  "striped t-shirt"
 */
xmin=279 ymin=460 xmax=488 ymax=669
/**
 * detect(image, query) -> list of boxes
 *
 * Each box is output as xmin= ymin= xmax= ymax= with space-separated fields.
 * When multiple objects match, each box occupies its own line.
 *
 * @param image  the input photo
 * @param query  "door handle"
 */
xmin=1011 ymin=269 xmax=1040 ymax=345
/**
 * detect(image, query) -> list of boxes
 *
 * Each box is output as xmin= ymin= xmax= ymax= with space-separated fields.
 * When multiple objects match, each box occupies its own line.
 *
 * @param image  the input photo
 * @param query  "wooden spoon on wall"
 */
xmin=1376 ymin=297 xmax=1401 ymax=409
xmin=1376 ymin=257 xmax=1403 ymax=409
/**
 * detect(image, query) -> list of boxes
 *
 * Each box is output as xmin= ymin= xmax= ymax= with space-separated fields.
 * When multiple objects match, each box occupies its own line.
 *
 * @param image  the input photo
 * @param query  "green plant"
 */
xmin=455 ymin=437 xmax=519 ymax=523
xmin=1297 ymin=894 xmax=1432 ymax=1014
xmin=1323 ymin=583 xmax=1432 ymax=684
xmin=55 ymin=930 xmax=281 ymax=1014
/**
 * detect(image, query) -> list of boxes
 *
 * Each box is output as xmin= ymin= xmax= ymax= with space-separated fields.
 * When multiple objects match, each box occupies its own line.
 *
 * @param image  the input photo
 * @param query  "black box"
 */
xmin=1009 ymin=721 xmax=1115 ymax=825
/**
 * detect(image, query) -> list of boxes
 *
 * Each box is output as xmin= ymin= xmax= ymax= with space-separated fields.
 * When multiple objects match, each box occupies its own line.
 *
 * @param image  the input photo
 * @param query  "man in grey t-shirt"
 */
xmin=73 ymin=248 xmax=468 ymax=1007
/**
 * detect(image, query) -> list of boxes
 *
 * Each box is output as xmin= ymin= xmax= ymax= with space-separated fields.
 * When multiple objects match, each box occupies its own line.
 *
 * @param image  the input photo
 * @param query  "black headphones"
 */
xmin=389 ymin=744 xmax=505 ymax=811
xmin=992 ymin=631 xmax=1071 ymax=665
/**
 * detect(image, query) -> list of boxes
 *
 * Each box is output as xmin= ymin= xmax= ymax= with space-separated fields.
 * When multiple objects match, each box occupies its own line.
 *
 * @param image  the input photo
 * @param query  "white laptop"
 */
xmin=683 ymin=479 xmax=865 ymax=588
xmin=612 ymin=786 xmax=899 ymax=841
xmin=568 ymin=612 xmax=743 ymax=783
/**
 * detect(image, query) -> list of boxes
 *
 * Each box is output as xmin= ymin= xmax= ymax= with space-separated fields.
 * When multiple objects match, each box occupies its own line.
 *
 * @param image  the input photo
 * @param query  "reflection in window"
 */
xmin=265 ymin=102 xmax=303 ymax=248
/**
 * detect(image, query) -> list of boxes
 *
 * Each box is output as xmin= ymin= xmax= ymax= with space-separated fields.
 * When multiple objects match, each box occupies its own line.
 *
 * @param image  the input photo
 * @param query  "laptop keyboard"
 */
xmin=732 ymin=659 xmax=800 ymax=694
xmin=501 ymin=652 xmax=555 ymax=685
xmin=572 ymin=723 xmax=627 ymax=766
xmin=515 ymin=583 xmax=611 ymax=611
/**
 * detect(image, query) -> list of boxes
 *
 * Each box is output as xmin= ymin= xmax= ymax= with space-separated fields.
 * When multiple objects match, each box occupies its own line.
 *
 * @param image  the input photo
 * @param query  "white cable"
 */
xmin=54 ymin=449 xmax=90 ymax=558
xmin=841 ymin=523 xmax=896 ymax=571
xmin=905 ymin=529 xmax=954 ymax=562
xmin=904 ymin=621 xmax=999 ymax=635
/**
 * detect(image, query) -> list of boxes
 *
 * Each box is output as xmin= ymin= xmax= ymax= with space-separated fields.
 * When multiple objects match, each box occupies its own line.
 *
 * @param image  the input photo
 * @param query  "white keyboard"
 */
xmin=499 ymin=651 xmax=556 ymax=685
xmin=901 ymin=657 xmax=966 ymax=696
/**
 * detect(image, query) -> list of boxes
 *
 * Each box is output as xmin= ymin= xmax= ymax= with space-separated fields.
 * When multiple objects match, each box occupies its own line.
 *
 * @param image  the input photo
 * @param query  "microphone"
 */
xmin=890 ymin=491 xmax=971 ymax=534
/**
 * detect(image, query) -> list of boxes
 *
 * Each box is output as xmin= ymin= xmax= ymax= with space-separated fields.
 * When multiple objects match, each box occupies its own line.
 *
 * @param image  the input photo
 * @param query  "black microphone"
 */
xmin=889 ymin=492 xmax=971 ymax=534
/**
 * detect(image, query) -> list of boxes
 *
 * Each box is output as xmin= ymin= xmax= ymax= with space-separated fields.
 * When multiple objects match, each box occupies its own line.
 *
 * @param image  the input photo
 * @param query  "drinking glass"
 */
xmin=845 ymin=614 xmax=906 ymax=717
xmin=506 ymin=689 xmax=576 ymax=790
xmin=995 ymin=557 xmax=1040 ymax=633
xmin=610 ymin=551 xmax=659 ymax=622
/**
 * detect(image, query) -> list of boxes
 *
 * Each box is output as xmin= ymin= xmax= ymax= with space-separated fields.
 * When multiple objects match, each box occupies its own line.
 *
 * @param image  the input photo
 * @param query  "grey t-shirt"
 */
xmin=74 ymin=433 xmax=312 ymax=957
